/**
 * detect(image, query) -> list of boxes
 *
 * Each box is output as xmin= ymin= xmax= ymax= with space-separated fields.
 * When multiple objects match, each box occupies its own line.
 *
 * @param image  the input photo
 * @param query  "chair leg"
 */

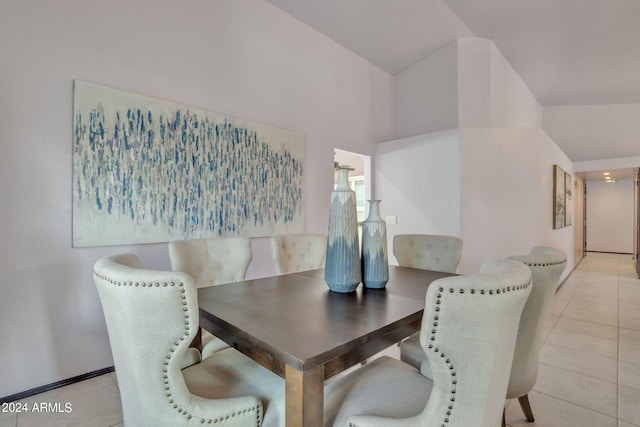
xmin=518 ymin=394 xmax=535 ymax=422
xmin=502 ymin=407 xmax=506 ymax=427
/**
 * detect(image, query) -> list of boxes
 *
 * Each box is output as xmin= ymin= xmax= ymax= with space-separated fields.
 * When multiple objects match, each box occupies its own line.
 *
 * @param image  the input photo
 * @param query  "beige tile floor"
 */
xmin=1 ymin=252 xmax=638 ymax=426
xmin=505 ymin=253 xmax=640 ymax=427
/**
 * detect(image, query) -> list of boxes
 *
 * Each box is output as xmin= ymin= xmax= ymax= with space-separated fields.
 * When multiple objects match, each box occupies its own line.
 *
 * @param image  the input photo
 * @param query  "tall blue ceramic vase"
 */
xmin=361 ymin=200 xmax=389 ymax=288
xmin=325 ymin=165 xmax=361 ymax=293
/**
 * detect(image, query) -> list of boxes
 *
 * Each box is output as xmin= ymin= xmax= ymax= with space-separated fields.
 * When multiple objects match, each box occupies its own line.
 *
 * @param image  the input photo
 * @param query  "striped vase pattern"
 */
xmin=361 ymin=200 xmax=389 ymax=288
xmin=325 ymin=166 xmax=361 ymax=293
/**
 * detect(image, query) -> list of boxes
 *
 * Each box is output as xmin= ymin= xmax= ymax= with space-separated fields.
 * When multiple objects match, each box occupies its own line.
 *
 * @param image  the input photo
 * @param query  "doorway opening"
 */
xmin=635 ymin=169 xmax=639 ymax=276
xmin=333 ymin=149 xmax=372 ymax=224
xmin=581 ymin=168 xmax=637 ymax=260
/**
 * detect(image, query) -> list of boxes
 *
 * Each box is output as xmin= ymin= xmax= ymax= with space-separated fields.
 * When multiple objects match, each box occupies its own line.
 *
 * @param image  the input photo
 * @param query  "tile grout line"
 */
xmin=556 ymin=313 xmax=618 ymax=329
xmin=537 ymin=358 xmax=618 ymax=385
xmin=530 ymin=388 xmax=619 ymax=421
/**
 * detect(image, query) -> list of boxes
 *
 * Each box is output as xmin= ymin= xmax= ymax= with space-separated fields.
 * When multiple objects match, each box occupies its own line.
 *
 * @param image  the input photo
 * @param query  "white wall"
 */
xmin=376 ymin=126 xmax=576 ymax=277
xmin=375 ymin=130 xmax=462 ymax=264
xmin=457 ymin=38 xmax=542 ymax=128
xmin=385 ymin=37 xmax=575 ymax=279
xmin=537 ymin=130 xmax=578 ymax=271
xmin=457 ymin=38 xmax=493 ymax=127
xmin=459 ymin=128 xmax=574 ymax=276
xmin=459 ymin=128 xmax=544 ymax=273
xmin=0 ymin=0 xmax=394 ymax=398
xmin=394 ymin=41 xmax=459 ymax=139
xmin=394 ymin=37 xmax=539 ymax=137
xmin=586 ymin=179 xmax=634 ymax=253
xmin=457 ymin=40 xmax=574 ymax=274
xmin=489 ymin=44 xmax=542 ymax=128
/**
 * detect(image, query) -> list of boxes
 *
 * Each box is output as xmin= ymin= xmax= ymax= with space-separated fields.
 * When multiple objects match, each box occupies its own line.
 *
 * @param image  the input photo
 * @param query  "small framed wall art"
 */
xmin=565 ymin=171 xmax=573 ymax=226
xmin=553 ymin=164 xmax=572 ymax=229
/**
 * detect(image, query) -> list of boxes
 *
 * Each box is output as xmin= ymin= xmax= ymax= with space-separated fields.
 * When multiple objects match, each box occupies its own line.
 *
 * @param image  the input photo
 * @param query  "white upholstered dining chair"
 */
xmin=393 ymin=234 xmax=463 ymax=273
xmin=323 ymin=258 xmax=532 ymax=427
xmin=396 ymin=234 xmax=463 ymax=369
xmin=503 ymin=246 xmax=567 ymax=426
xmin=93 ymin=253 xmax=285 ymax=427
xmin=270 ymin=233 xmax=327 ymax=274
xmin=169 ymin=237 xmax=252 ymax=357
xmin=168 ymin=237 xmax=252 ymax=288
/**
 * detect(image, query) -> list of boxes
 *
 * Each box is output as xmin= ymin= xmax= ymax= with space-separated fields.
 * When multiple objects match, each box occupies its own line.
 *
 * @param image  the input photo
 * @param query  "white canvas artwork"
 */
xmin=553 ymin=165 xmax=565 ymax=229
xmin=565 ymin=171 xmax=573 ymax=226
xmin=72 ymin=80 xmax=304 ymax=247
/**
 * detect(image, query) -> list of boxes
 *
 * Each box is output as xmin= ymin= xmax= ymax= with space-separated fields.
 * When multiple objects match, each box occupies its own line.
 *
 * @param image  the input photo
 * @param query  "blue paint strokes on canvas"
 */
xmin=73 ymin=106 xmax=303 ymax=238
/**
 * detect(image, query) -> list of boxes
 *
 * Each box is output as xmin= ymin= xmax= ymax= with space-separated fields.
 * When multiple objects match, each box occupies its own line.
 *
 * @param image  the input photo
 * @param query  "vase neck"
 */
xmin=335 ymin=167 xmax=352 ymax=191
xmin=366 ymin=200 xmax=383 ymax=221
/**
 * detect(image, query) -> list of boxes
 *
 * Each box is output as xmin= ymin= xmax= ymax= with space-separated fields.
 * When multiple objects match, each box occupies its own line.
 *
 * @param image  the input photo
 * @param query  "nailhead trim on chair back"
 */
xmin=94 ymin=254 xmax=262 ymax=426
xmin=417 ymin=259 xmax=532 ymax=427
xmin=506 ymin=246 xmax=567 ymax=400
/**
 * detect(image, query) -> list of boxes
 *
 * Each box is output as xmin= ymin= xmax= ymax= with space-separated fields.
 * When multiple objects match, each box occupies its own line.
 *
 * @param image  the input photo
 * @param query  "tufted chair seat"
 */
xmin=396 ymin=234 xmax=463 ymax=370
xmin=169 ymin=237 xmax=253 ymax=357
xmin=270 ymin=233 xmax=328 ymax=275
xmin=503 ymin=246 xmax=567 ymax=426
xmin=93 ymin=254 xmax=285 ymax=427
xmin=323 ymin=258 xmax=532 ymax=427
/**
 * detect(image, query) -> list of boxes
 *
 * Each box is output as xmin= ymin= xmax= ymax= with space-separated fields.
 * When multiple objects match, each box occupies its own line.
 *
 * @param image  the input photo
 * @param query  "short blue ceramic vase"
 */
xmin=361 ymin=200 xmax=389 ymax=288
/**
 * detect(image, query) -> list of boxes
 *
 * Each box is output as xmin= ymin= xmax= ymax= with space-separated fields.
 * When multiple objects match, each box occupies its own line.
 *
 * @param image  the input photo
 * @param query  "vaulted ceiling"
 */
xmin=266 ymin=0 xmax=640 ymax=172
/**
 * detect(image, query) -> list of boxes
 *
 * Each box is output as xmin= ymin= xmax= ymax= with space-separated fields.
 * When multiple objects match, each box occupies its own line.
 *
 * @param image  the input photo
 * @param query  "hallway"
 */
xmin=505 ymin=253 xmax=640 ymax=426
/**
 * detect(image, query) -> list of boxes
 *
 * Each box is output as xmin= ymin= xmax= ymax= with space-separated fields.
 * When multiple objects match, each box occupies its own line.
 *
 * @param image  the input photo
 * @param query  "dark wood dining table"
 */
xmin=198 ymin=265 xmax=453 ymax=427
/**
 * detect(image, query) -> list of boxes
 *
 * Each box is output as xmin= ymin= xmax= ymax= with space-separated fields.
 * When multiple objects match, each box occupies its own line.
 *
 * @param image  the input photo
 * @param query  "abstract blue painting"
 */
xmin=72 ymin=80 xmax=304 ymax=247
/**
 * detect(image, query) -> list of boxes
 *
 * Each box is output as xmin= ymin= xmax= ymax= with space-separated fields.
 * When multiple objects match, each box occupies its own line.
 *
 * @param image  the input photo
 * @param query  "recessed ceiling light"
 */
xmin=603 ymin=172 xmax=610 ymax=176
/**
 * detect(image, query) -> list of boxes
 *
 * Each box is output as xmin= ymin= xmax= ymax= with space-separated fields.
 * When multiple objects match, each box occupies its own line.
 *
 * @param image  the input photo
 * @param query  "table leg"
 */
xmin=285 ymin=364 xmax=324 ymax=427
